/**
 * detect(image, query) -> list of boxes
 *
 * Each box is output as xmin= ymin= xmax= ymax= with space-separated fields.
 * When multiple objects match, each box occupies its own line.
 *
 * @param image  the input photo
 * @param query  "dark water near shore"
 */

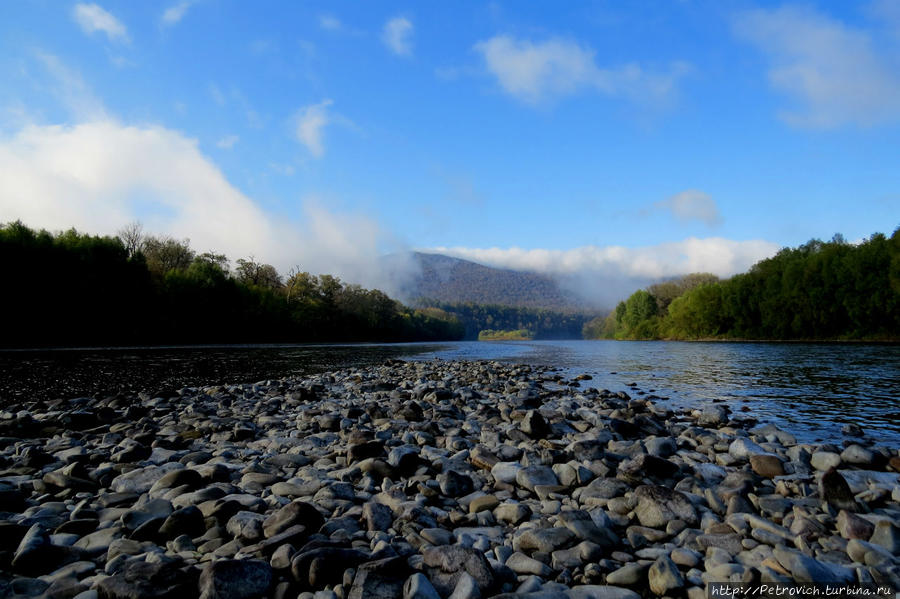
xmin=1 ymin=340 xmax=898 ymax=445
xmin=426 ymin=340 xmax=900 ymax=446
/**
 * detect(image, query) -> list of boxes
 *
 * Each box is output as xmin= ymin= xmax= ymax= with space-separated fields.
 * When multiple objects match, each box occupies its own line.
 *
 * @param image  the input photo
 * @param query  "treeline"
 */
xmin=584 ymin=229 xmax=900 ymax=341
xmin=477 ymin=329 xmax=534 ymax=341
xmin=0 ymin=222 xmax=464 ymax=348
xmin=420 ymin=300 xmax=592 ymax=340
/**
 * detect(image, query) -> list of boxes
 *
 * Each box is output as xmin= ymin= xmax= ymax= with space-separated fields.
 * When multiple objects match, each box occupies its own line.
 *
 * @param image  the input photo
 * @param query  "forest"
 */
xmin=8 ymin=220 xmax=895 ymax=348
xmin=584 ymin=228 xmax=900 ymax=341
xmin=420 ymin=300 xmax=592 ymax=340
xmin=0 ymin=221 xmax=464 ymax=348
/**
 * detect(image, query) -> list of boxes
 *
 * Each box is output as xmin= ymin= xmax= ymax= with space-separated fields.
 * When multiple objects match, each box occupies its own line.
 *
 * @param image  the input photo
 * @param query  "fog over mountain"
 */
xmin=386 ymin=252 xmax=582 ymax=309
xmin=390 ymin=237 xmax=779 ymax=310
xmin=380 ymin=240 xmax=780 ymax=311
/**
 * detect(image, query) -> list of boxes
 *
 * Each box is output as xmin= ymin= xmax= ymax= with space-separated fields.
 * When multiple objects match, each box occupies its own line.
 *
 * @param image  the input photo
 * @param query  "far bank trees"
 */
xmin=583 ymin=228 xmax=900 ymax=341
xmin=0 ymin=221 xmax=464 ymax=347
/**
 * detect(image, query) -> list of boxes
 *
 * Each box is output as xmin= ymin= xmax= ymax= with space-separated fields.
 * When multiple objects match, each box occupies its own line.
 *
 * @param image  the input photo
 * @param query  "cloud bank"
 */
xmin=734 ymin=5 xmax=900 ymax=128
xmin=474 ymin=35 xmax=690 ymax=105
xmin=429 ymin=238 xmax=779 ymax=307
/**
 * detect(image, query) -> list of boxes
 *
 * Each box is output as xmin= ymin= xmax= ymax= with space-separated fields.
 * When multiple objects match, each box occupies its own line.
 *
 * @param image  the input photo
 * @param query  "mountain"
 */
xmin=398 ymin=252 xmax=582 ymax=309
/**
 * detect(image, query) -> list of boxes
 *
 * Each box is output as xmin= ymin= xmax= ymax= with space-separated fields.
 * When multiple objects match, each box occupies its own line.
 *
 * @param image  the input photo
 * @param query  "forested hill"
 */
xmin=401 ymin=252 xmax=581 ymax=309
xmin=584 ymin=229 xmax=900 ymax=341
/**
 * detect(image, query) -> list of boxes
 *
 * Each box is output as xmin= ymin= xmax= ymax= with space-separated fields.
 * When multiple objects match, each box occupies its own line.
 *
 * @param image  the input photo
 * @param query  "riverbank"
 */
xmin=596 ymin=337 xmax=900 ymax=344
xmin=0 ymin=359 xmax=898 ymax=598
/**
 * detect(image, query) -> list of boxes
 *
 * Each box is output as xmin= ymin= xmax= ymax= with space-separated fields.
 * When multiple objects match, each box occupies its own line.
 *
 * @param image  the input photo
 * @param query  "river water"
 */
xmin=2 ymin=340 xmax=898 ymax=444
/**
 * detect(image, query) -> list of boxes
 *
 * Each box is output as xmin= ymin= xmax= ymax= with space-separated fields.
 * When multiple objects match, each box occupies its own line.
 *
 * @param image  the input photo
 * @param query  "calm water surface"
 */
xmin=2 ymin=340 xmax=897 ymax=444
xmin=421 ymin=340 xmax=900 ymax=445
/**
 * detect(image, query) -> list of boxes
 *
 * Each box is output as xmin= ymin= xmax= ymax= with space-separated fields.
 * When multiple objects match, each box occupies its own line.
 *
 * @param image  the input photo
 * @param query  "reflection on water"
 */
xmin=417 ymin=340 xmax=900 ymax=444
xmin=2 ymin=339 xmax=897 ymax=444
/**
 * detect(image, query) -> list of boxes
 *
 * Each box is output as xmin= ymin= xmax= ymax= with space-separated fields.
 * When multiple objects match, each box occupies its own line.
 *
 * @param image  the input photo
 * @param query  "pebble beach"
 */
xmin=1 ymin=359 xmax=898 ymax=599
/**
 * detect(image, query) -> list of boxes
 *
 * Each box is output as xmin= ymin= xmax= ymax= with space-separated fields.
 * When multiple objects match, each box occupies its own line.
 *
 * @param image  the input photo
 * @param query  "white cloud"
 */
xmin=734 ymin=5 xmax=900 ymax=128
xmin=0 ymin=119 xmax=408 ymax=294
xmin=429 ymin=238 xmax=779 ymax=306
xmin=430 ymin=239 xmax=776 ymax=279
xmin=294 ymin=200 xmax=398 ymax=287
xmin=216 ymin=134 xmax=238 ymax=149
xmin=73 ymin=4 xmax=129 ymax=43
xmin=319 ymin=14 xmax=342 ymax=31
xmin=474 ymin=35 xmax=690 ymax=105
xmin=0 ymin=121 xmax=275 ymax=260
xmin=162 ymin=1 xmax=194 ymax=26
xmin=294 ymin=99 xmax=333 ymax=158
xmin=382 ymin=16 xmax=413 ymax=56
xmin=654 ymin=189 xmax=722 ymax=226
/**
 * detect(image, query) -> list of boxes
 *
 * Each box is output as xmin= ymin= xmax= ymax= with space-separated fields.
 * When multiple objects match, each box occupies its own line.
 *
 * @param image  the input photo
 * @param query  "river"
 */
xmin=2 ymin=340 xmax=898 ymax=444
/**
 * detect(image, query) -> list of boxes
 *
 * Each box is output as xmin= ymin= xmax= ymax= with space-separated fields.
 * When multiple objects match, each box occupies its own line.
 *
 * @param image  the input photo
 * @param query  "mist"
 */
xmin=432 ymin=238 xmax=781 ymax=309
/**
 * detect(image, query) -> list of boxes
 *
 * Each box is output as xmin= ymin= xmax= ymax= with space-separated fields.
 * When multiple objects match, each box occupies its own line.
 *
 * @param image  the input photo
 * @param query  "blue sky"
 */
xmin=1 ymin=1 xmax=898 ymax=300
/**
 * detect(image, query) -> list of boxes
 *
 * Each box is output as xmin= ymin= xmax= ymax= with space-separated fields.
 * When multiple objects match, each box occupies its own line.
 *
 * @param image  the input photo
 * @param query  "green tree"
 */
xmin=235 ymin=257 xmax=282 ymax=289
xmin=143 ymin=235 xmax=195 ymax=275
xmin=648 ymin=273 xmax=719 ymax=313
xmin=621 ymin=289 xmax=659 ymax=338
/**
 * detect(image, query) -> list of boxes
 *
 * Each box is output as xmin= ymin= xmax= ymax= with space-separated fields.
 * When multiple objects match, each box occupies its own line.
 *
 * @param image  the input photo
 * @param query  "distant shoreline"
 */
xmin=595 ymin=337 xmax=900 ymax=344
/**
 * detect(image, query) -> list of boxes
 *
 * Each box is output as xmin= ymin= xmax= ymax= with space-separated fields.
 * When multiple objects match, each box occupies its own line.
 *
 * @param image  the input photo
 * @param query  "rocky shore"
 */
xmin=0 ymin=359 xmax=898 ymax=599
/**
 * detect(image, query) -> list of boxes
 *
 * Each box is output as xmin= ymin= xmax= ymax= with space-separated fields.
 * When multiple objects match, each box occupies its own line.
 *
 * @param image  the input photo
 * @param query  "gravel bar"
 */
xmin=0 ymin=359 xmax=898 ymax=598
